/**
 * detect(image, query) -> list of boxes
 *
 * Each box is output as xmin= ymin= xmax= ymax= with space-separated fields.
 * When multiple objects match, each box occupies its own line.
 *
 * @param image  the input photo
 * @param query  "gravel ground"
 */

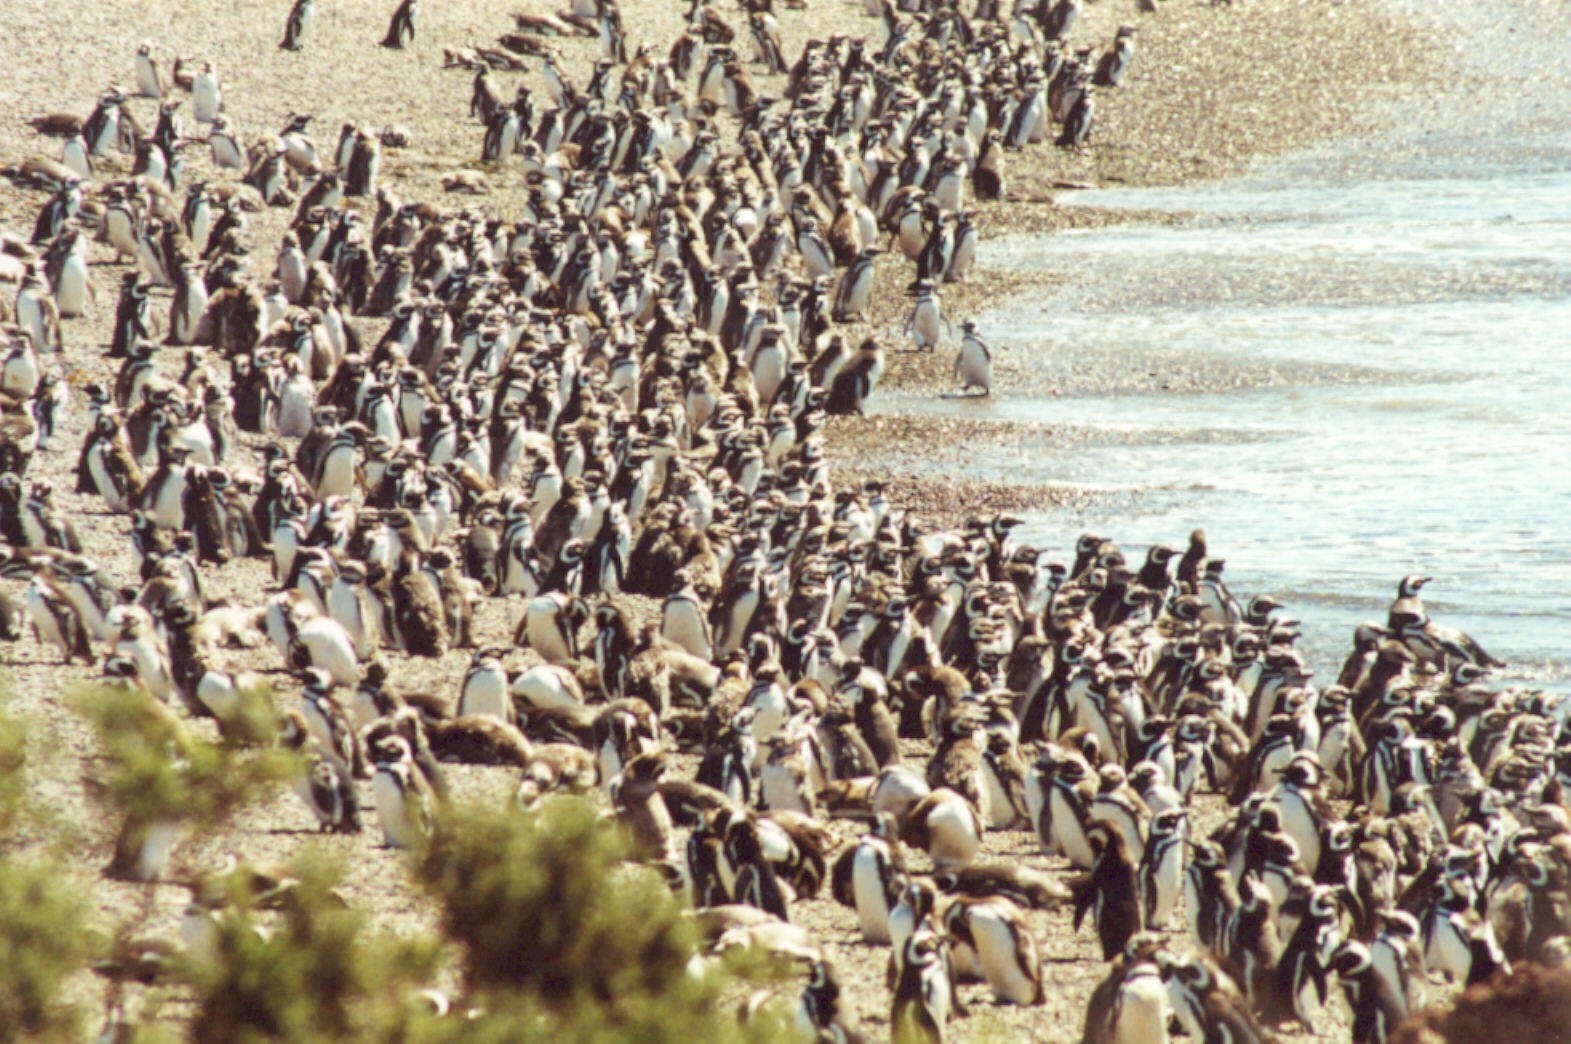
xmin=0 ymin=0 xmax=1466 ymax=1038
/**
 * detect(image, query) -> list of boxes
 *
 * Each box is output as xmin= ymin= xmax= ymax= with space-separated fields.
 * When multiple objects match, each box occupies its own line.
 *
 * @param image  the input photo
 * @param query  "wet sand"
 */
xmin=0 ymin=0 xmax=1464 ymax=1036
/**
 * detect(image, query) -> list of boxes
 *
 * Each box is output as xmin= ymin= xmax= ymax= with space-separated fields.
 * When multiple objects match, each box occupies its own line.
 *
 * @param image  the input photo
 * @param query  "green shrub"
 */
xmin=0 ymin=694 xmax=23 ymax=835
xmin=410 ymin=796 xmax=792 ymax=1043
xmin=0 ymin=694 xmax=89 ymax=1042
xmin=0 ymin=856 xmax=89 ymax=1041
xmin=186 ymin=856 xmax=441 ymax=1044
xmin=72 ymin=683 xmax=293 ymax=879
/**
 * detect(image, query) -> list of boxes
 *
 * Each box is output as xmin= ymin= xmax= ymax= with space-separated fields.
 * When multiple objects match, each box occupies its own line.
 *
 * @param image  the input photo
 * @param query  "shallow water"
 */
xmin=883 ymin=20 xmax=1571 ymax=689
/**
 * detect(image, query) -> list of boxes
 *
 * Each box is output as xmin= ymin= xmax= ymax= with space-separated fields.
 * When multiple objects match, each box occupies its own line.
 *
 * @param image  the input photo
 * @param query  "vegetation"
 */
xmin=410 ymin=796 xmax=793 ymax=1044
xmin=0 ymin=693 xmax=89 ymax=1042
xmin=73 ymin=682 xmax=293 ymax=880
xmin=1 ymin=686 xmax=793 ymax=1041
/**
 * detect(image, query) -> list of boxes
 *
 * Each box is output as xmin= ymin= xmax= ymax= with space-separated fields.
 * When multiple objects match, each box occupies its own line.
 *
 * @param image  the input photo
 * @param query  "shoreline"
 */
xmin=815 ymin=0 xmax=1459 ymax=516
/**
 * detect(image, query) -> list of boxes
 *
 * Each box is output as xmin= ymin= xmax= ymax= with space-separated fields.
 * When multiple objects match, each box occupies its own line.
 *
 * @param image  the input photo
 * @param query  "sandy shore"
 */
xmin=0 ymin=0 xmax=1465 ymax=1037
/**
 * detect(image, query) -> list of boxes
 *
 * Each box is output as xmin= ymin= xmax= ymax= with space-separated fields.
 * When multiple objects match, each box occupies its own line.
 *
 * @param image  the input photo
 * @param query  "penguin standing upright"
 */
xmin=135 ymin=41 xmax=167 ymax=99
xmin=382 ymin=0 xmax=419 ymax=48
xmin=192 ymin=61 xmax=222 ymax=123
xmin=904 ymin=281 xmax=950 ymax=351
xmin=953 ymin=321 xmax=993 ymax=396
xmin=1057 ymin=88 xmax=1094 ymax=150
xmin=347 ymin=133 xmax=381 ymax=197
xmin=1073 ymin=823 xmax=1144 ymax=960
xmin=891 ymin=927 xmax=955 ymax=1044
xmin=280 ymin=0 xmax=315 ymax=50
xmin=846 ymin=811 xmax=906 ymax=943
xmin=370 ymin=735 xmax=434 ymax=848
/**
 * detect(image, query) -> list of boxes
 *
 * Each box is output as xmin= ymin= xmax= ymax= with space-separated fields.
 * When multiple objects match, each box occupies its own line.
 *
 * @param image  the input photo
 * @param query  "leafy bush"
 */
xmin=72 ymin=683 xmax=293 ymax=879
xmin=186 ymin=856 xmax=441 ymax=1044
xmin=0 ymin=693 xmax=24 ymax=834
xmin=0 ymin=692 xmax=89 ymax=1042
xmin=0 ymin=855 xmax=90 ymax=1041
xmin=411 ymin=796 xmax=792 ymax=1043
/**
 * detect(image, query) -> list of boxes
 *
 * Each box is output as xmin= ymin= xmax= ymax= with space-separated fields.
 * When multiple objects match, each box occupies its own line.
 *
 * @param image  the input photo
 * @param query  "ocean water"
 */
xmin=882 ymin=9 xmax=1571 ymax=690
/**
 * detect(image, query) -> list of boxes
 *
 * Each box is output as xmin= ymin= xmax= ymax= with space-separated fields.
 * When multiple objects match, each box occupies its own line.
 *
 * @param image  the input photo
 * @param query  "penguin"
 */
xmin=279 ymin=709 xmax=361 ymax=833
xmin=14 ymin=270 xmax=61 ymax=354
xmin=208 ymin=115 xmax=244 ymax=170
xmin=280 ymin=0 xmax=315 ymax=50
xmin=299 ymin=670 xmax=368 ymax=779
xmin=392 ymin=552 xmax=448 ymax=658
xmin=458 ymin=646 xmax=512 ymax=723
xmin=1094 ymin=26 xmax=1137 ymax=88
xmin=1138 ymin=806 xmax=1187 ymax=929
xmin=370 ymin=734 xmax=435 ymax=848
xmin=848 ymin=811 xmax=906 ymax=943
xmin=943 ymin=896 xmax=1044 ymax=1005
xmin=904 ymin=281 xmax=950 ymax=351
xmin=1163 ymin=952 xmax=1266 ymax=1044
xmin=902 ymin=788 xmax=983 ymax=871
xmin=516 ymin=591 xmax=587 ymax=664
xmin=833 ymin=247 xmax=880 ymax=323
xmin=891 ymin=928 xmax=954 ymax=1044
xmin=77 ymin=413 xmax=144 ymax=514
xmin=288 ymin=613 xmax=360 ymax=685
xmin=25 ymin=565 xmax=93 ymax=664
xmin=952 ymin=321 xmax=993 ymax=396
xmin=1329 ymin=941 xmax=1407 ymax=1044
xmin=824 ymin=337 xmax=884 ymax=415
xmin=724 ymin=811 xmax=792 ymax=921
xmin=1073 ymin=822 xmax=1144 ymax=960
xmin=1057 ymin=87 xmax=1094 ymax=149
xmin=347 ymin=134 xmax=381 ymax=198
xmin=1082 ymin=935 xmax=1172 ymax=1044
xmin=192 ymin=61 xmax=222 ymax=124
xmin=661 ymin=577 xmax=713 ymax=660
xmin=135 ymin=41 xmax=167 ymax=98
xmin=796 ymin=960 xmax=861 ymax=1044
xmin=382 ymin=0 xmax=419 ymax=49
xmin=972 ymin=129 xmax=1005 ymax=201
xmin=1368 ymin=908 xmax=1425 ymax=1021
xmin=1271 ymin=881 xmax=1340 ymax=1027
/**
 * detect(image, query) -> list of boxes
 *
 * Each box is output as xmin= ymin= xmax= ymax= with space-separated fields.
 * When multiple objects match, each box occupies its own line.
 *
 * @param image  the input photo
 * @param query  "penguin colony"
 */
xmin=0 ymin=0 xmax=1563 ymax=1041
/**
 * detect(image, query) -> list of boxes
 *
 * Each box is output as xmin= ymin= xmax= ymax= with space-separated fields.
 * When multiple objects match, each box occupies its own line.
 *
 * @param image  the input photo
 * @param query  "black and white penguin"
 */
xmin=904 ymin=280 xmax=949 ymax=352
xmin=134 ymin=41 xmax=167 ymax=98
xmin=1057 ymin=87 xmax=1094 ymax=149
xmin=1094 ymin=26 xmax=1137 ymax=88
xmin=901 ymin=787 xmax=983 ymax=871
xmin=832 ymin=247 xmax=880 ymax=323
xmin=280 ymin=0 xmax=315 ymax=50
xmin=24 ymin=565 xmax=93 ymax=664
xmin=890 ymin=927 xmax=954 ymax=1044
xmin=1082 ymin=934 xmax=1173 ymax=1044
xmin=1270 ymin=880 xmax=1340 ymax=1026
xmin=279 ymin=709 xmax=361 ymax=833
xmin=75 ymin=411 xmax=144 ymax=515
xmin=516 ymin=591 xmax=588 ymax=664
xmin=847 ymin=811 xmax=905 ymax=943
xmin=1329 ymin=940 xmax=1406 ymax=1044
xmin=381 ymin=0 xmax=419 ymax=48
xmin=370 ymin=734 xmax=434 ymax=848
xmin=1138 ymin=806 xmax=1187 ymax=929
xmin=458 ymin=646 xmax=512 ymax=723
xmin=953 ymin=320 xmax=993 ymax=396
xmin=943 ymin=896 xmax=1043 ymax=1005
